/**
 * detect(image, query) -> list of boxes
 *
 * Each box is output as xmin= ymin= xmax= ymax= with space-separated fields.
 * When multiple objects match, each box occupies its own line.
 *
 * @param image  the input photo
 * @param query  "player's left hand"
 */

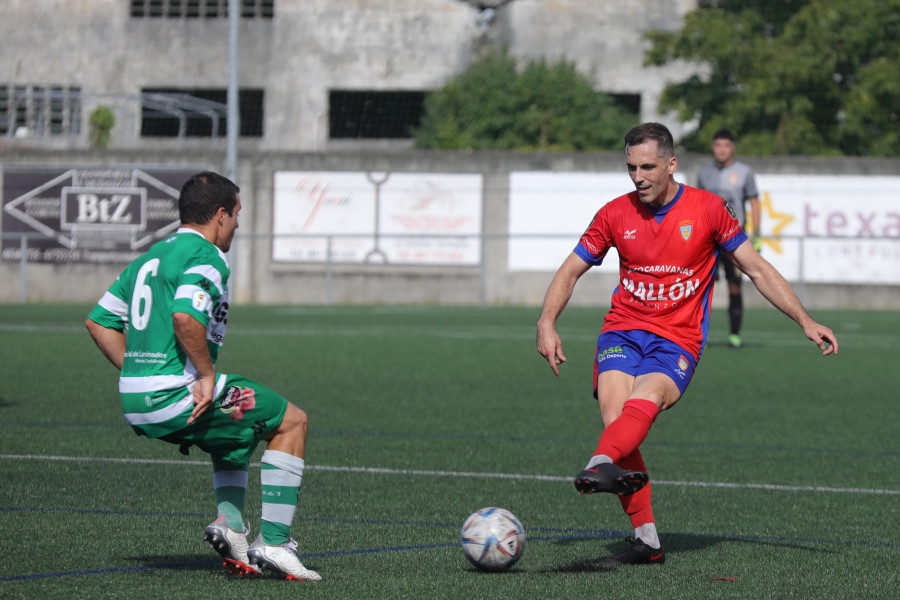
xmin=804 ymin=322 xmax=839 ymax=356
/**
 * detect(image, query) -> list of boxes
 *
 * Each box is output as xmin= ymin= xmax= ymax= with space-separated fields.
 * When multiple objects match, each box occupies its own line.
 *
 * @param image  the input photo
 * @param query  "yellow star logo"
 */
xmin=759 ymin=191 xmax=794 ymax=254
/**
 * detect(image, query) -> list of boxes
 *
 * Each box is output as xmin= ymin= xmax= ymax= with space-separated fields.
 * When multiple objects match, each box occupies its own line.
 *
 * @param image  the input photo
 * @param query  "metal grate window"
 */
xmin=140 ymin=88 xmax=264 ymax=137
xmin=129 ymin=0 xmax=274 ymax=18
xmin=329 ymin=90 xmax=426 ymax=139
xmin=0 ymin=84 xmax=82 ymax=138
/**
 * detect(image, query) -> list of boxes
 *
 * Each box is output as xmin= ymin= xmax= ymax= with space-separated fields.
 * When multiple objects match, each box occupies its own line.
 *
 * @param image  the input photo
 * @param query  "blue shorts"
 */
xmin=593 ymin=330 xmax=698 ymax=398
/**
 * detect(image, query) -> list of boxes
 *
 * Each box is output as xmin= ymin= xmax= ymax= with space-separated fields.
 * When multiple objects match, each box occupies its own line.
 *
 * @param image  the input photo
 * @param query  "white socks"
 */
xmin=585 ymin=454 xmax=613 ymax=469
xmin=583 ymin=454 xmax=659 ymax=550
xmin=635 ymin=522 xmax=660 ymax=549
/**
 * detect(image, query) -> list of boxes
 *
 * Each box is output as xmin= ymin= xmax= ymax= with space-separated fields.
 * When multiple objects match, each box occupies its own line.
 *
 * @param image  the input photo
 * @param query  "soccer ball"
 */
xmin=460 ymin=507 xmax=525 ymax=571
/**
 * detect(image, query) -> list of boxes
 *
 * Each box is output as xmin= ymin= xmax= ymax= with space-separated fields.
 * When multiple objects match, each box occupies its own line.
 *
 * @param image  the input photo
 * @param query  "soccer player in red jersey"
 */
xmin=536 ymin=123 xmax=838 ymax=565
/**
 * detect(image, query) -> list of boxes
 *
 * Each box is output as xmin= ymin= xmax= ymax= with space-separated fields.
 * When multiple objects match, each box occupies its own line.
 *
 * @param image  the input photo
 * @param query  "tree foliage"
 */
xmin=645 ymin=0 xmax=900 ymax=156
xmin=413 ymin=49 xmax=638 ymax=151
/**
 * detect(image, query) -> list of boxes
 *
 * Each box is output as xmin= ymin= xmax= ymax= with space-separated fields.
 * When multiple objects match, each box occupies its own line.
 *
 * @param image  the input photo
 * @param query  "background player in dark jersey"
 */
xmin=697 ymin=128 xmax=761 ymax=348
xmin=536 ymin=123 xmax=838 ymax=566
xmin=86 ymin=172 xmax=321 ymax=581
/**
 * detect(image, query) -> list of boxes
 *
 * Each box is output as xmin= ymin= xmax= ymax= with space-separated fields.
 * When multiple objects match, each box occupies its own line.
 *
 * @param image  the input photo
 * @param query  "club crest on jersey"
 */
xmin=679 ymin=220 xmax=693 ymax=241
xmin=673 ymin=355 xmax=690 ymax=380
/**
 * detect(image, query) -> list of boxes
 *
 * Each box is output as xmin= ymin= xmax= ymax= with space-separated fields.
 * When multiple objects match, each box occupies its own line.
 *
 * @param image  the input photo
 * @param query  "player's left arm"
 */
xmin=173 ymin=311 xmax=217 ymax=424
xmin=85 ymin=318 xmax=126 ymax=370
xmin=729 ymin=241 xmax=838 ymax=356
xmin=172 ymin=252 xmax=228 ymax=424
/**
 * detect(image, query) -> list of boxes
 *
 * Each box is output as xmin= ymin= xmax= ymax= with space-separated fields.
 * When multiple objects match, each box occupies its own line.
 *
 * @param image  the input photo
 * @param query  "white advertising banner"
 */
xmin=508 ymin=172 xmax=623 ymax=273
xmin=508 ymin=171 xmax=687 ymax=272
xmin=756 ymin=175 xmax=900 ymax=284
xmin=508 ymin=172 xmax=900 ymax=284
xmin=273 ymin=171 xmax=482 ymax=265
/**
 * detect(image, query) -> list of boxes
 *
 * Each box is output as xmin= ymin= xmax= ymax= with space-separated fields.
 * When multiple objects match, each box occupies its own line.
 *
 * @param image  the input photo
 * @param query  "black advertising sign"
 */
xmin=2 ymin=167 xmax=200 ymax=264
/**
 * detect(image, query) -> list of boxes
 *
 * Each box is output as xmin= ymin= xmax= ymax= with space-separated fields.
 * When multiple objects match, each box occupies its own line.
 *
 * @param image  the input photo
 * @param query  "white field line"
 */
xmin=2 ymin=321 xmax=899 ymax=349
xmin=2 ymin=453 xmax=898 ymax=496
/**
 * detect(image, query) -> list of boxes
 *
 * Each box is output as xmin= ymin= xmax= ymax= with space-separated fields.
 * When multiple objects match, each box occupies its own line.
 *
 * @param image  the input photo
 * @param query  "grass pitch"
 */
xmin=1 ymin=303 xmax=898 ymax=599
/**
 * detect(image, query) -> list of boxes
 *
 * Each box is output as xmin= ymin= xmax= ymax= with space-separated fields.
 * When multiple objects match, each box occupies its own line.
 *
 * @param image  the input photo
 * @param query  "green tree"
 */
xmin=413 ymin=49 xmax=637 ymax=151
xmin=88 ymin=105 xmax=116 ymax=149
xmin=645 ymin=0 xmax=900 ymax=156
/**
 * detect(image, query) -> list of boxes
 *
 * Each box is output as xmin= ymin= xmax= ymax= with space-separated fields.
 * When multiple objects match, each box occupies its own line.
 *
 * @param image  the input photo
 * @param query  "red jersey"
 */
xmin=574 ymin=183 xmax=746 ymax=359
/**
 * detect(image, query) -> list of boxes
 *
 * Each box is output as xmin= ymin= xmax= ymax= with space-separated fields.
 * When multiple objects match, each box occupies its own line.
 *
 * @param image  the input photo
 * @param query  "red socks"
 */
xmin=618 ymin=449 xmax=655 ymax=527
xmin=593 ymin=398 xmax=659 ymax=463
xmin=593 ymin=399 xmax=660 ymax=529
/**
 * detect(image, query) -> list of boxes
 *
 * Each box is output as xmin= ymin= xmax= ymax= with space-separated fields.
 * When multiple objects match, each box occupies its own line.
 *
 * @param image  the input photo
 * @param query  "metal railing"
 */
xmin=2 ymin=90 xmax=228 ymax=148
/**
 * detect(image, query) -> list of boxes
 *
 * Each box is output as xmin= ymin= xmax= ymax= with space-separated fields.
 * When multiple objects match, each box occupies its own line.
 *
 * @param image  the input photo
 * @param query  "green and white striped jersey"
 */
xmin=88 ymin=228 xmax=230 ymax=434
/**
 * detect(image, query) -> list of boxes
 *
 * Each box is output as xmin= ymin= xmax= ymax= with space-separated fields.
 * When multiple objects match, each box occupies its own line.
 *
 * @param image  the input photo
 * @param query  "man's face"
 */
xmin=711 ymin=138 xmax=735 ymax=166
xmin=216 ymin=194 xmax=240 ymax=252
xmin=625 ymin=141 xmax=677 ymax=206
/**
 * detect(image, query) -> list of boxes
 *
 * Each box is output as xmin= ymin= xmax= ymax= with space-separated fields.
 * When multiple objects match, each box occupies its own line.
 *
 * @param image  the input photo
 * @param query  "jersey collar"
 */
xmin=176 ymin=227 xmax=206 ymax=239
xmin=646 ymin=183 xmax=684 ymax=222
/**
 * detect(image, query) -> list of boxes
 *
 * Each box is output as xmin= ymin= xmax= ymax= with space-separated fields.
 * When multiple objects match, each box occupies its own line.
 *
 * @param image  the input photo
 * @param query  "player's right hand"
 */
xmin=187 ymin=374 xmax=216 ymax=424
xmin=536 ymin=325 xmax=566 ymax=376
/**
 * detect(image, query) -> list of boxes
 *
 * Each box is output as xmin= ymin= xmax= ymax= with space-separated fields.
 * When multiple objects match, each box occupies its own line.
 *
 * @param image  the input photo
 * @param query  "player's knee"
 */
xmin=283 ymin=403 xmax=309 ymax=434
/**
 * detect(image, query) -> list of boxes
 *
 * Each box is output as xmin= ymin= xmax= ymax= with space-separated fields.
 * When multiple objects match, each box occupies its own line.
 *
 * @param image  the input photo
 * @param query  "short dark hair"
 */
xmin=178 ymin=171 xmax=240 ymax=225
xmin=712 ymin=128 xmax=735 ymax=142
xmin=624 ymin=122 xmax=675 ymax=158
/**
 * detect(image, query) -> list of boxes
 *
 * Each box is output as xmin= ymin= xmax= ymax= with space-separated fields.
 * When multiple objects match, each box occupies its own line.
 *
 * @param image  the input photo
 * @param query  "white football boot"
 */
xmin=203 ymin=515 xmax=262 ymax=575
xmin=247 ymin=534 xmax=322 ymax=581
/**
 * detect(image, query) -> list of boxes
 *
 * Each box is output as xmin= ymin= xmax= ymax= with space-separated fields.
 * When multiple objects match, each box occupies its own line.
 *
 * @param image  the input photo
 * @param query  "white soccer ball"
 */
xmin=460 ymin=507 xmax=525 ymax=571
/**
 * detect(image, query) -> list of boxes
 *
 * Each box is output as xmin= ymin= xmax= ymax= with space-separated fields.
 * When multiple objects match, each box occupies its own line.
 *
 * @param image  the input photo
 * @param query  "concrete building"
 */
xmin=0 ymin=0 xmax=699 ymax=151
xmin=3 ymin=1 xmax=898 ymax=309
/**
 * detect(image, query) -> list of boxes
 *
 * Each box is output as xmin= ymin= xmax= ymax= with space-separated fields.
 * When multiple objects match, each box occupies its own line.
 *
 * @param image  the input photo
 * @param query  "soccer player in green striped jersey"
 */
xmin=86 ymin=172 xmax=321 ymax=581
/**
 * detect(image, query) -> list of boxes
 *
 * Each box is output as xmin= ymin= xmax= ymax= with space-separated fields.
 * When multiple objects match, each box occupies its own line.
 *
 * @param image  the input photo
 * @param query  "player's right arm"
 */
xmin=85 ymin=318 xmax=126 ymax=370
xmin=537 ymin=252 xmax=592 ymax=376
xmin=86 ymin=279 xmax=131 ymax=370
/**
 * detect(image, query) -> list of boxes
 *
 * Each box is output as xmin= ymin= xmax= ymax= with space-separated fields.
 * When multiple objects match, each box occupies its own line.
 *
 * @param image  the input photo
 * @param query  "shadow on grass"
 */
xmin=541 ymin=531 xmax=833 ymax=574
xmin=123 ymin=555 xmax=220 ymax=574
xmin=462 ymin=566 xmax=528 ymax=575
xmin=124 ymin=554 xmax=329 ymax=578
xmin=665 ymin=531 xmax=836 ymax=555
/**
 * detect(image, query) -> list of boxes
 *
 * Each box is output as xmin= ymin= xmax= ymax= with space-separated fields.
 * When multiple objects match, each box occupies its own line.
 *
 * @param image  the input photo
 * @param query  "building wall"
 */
xmin=2 ymin=147 xmax=899 ymax=309
xmin=0 ymin=0 xmax=699 ymax=151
